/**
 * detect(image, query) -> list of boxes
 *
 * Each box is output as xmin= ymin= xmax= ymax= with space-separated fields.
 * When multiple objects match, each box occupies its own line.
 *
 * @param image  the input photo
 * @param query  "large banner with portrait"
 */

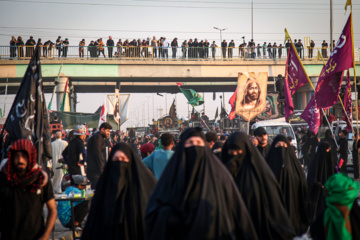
xmin=257 ymin=93 xmax=280 ymax=120
xmin=235 ymin=72 xmax=268 ymax=121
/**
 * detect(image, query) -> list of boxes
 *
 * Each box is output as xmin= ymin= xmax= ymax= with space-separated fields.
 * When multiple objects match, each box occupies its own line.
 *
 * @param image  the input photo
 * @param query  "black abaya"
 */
xmin=81 ymin=143 xmax=156 ymax=240
xmin=307 ymin=141 xmax=336 ymax=222
xmin=146 ymin=127 xmax=258 ymax=240
xmin=222 ymin=132 xmax=295 ymax=240
xmin=265 ymin=134 xmax=309 ymax=236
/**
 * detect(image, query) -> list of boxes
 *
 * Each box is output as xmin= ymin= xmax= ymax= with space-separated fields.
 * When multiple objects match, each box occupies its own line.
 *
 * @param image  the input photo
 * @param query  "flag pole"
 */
xmin=350 ymin=5 xmax=358 ymax=135
xmin=193 ymin=107 xmax=211 ymax=131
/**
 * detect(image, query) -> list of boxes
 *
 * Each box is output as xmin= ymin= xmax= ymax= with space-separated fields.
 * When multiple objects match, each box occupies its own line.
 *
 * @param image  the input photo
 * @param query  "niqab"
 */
xmin=265 ymin=135 xmax=309 ymax=236
xmin=307 ymin=141 xmax=336 ymax=222
xmin=81 ymin=143 xmax=156 ymax=240
xmin=222 ymin=132 xmax=295 ymax=240
xmin=146 ymin=127 xmax=258 ymax=240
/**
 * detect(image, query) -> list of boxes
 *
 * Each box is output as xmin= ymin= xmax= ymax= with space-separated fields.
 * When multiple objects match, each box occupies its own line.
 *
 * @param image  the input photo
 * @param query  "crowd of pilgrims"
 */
xmin=9 ymin=35 xmax=334 ymax=59
xmin=74 ymin=126 xmax=360 ymax=239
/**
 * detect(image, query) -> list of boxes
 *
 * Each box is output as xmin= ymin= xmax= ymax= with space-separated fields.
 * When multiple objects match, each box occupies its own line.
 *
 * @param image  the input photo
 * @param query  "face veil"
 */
xmin=265 ymin=134 xmax=309 ymax=236
xmin=81 ymin=143 xmax=156 ymax=240
xmin=222 ymin=131 xmax=295 ymax=239
xmin=146 ymin=127 xmax=258 ymax=240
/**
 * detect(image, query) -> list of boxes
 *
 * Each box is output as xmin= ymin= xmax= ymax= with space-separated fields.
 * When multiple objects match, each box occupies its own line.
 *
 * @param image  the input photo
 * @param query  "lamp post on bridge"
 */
xmin=213 ymin=27 xmax=227 ymax=44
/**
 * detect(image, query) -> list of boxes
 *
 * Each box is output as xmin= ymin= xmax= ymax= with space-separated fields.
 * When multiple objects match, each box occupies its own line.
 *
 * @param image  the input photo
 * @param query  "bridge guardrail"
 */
xmin=0 ymin=45 xmax=337 ymax=61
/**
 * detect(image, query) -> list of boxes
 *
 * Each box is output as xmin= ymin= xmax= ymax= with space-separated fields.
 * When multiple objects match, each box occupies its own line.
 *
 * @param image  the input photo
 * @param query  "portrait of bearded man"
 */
xmin=240 ymin=78 xmax=262 ymax=109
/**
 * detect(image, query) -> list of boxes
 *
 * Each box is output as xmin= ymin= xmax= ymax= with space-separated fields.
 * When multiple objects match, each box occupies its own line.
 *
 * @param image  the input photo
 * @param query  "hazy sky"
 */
xmin=0 ymin=0 xmax=359 ymax=129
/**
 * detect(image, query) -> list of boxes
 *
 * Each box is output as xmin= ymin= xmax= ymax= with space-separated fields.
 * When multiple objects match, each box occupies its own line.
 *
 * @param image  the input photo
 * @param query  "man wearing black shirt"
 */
xmin=63 ymin=125 xmax=87 ymax=178
xmin=86 ymin=123 xmax=112 ymax=189
xmin=285 ymin=39 xmax=291 ymax=55
xmin=228 ymin=40 xmax=235 ymax=58
xmin=297 ymin=39 xmax=303 ymax=58
xmin=0 ymin=139 xmax=57 ymax=240
xmin=25 ymin=36 xmax=36 ymax=57
xmin=107 ymin=36 xmax=115 ymax=58
xmin=254 ymin=127 xmax=271 ymax=157
xmin=193 ymin=38 xmax=199 ymax=58
xmin=221 ymin=40 xmax=227 ymax=58
xmin=322 ymin=40 xmax=328 ymax=58
xmin=337 ymin=130 xmax=349 ymax=173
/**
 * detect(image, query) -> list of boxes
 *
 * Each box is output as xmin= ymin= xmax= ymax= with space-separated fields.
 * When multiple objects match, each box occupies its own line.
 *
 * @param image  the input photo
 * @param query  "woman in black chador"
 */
xmin=265 ymin=135 xmax=309 ymax=236
xmin=307 ymin=141 xmax=336 ymax=222
xmin=146 ymin=127 xmax=258 ymax=240
xmin=221 ymin=132 xmax=295 ymax=240
xmin=81 ymin=143 xmax=156 ymax=240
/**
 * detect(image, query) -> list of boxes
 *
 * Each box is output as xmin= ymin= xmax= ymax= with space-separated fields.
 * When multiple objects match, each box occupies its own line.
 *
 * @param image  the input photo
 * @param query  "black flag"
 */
xmin=0 ymin=42 xmax=52 ymax=167
xmin=169 ymin=99 xmax=177 ymax=118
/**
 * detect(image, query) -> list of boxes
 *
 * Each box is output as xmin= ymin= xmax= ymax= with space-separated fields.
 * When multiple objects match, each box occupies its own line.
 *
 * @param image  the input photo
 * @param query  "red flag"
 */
xmin=342 ymin=70 xmax=352 ymax=132
xmin=229 ymin=88 xmax=237 ymax=120
xmin=176 ymin=82 xmax=184 ymax=87
xmin=284 ymin=43 xmax=310 ymax=121
xmin=315 ymin=14 xmax=353 ymax=108
xmin=98 ymin=97 xmax=107 ymax=127
xmin=300 ymin=96 xmax=322 ymax=135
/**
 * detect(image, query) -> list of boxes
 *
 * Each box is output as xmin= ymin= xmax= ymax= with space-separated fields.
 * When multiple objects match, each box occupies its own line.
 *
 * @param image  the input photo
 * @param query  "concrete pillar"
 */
xmin=56 ymin=76 xmax=71 ymax=111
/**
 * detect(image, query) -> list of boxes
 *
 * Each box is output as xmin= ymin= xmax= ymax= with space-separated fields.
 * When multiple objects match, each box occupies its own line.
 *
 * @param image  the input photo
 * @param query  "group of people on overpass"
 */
xmin=1 ymin=115 xmax=360 ymax=239
xmin=8 ymin=35 xmax=336 ymax=60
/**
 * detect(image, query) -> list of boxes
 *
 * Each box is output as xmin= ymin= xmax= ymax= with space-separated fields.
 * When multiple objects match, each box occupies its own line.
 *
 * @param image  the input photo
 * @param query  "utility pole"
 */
xmin=330 ymin=0 xmax=333 ymax=52
xmin=213 ymin=27 xmax=227 ymax=44
xmin=251 ymin=1 xmax=254 ymax=40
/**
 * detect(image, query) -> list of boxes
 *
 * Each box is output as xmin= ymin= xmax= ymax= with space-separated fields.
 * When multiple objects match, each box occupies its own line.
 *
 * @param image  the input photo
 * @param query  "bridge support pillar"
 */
xmin=56 ymin=76 xmax=71 ymax=111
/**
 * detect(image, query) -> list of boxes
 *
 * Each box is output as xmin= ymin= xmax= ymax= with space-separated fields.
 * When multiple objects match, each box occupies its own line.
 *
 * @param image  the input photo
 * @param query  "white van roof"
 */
xmin=251 ymin=117 xmax=291 ymax=128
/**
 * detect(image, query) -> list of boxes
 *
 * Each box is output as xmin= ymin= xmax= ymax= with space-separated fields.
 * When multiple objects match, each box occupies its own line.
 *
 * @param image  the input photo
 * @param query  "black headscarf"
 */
xmin=81 ymin=143 xmax=156 ymax=240
xmin=146 ymin=127 xmax=258 ymax=240
xmin=265 ymin=135 xmax=309 ymax=236
xmin=323 ymin=129 xmax=338 ymax=161
xmin=222 ymin=132 xmax=295 ymax=240
xmin=307 ymin=141 xmax=336 ymax=222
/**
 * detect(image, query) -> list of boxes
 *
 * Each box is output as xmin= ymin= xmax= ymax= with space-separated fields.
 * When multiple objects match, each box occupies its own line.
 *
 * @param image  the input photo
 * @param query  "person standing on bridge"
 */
xmin=151 ymin=36 xmax=158 ymax=58
xmin=25 ymin=36 xmax=36 ymax=58
xmin=98 ymin=38 xmax=105 ymax=58
xmin=62 ymin=38 xmax=69 ymax=58
xmin=211 ymin=41 xmax=217 ymax=59
xmin=228 ymin=40 xmax=235 ymax=58
xmin=163 ymin=37 xmax=169 ymax=59
xmin=171 ymin=37 xmax=178 ymax=59
xmin=79 ymin=39 xmax=85 ymax=58
xmin=181 ymin=40 xmax=188 ymax=58
xmin=221 ymin=39 xmax=227 ymax=58
xmin=106 ymin=36 xmax=114 ymax=58
xmin=56 ymin=36 xmax=62 ymax=58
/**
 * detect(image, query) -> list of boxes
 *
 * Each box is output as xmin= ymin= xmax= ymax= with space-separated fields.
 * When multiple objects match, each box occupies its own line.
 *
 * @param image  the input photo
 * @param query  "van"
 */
xmin=251 ymin=117 xmax=297 ymax=149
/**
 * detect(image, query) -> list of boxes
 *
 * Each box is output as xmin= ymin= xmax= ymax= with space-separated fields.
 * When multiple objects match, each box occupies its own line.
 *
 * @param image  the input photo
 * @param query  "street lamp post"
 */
xmin=213 ymin=27 xmax=227 ymax=44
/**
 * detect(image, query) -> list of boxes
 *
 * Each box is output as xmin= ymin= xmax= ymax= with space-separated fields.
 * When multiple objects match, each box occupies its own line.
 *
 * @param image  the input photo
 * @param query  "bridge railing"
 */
xmin=0 ymin=45 xmax=335 ymax=61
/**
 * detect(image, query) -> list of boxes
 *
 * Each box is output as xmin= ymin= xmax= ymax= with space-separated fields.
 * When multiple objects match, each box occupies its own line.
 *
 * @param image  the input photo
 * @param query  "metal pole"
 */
xmin=152 ymin=94 xmax=155 ymax=122
xmin=203 ymin=92 xmax=205 ymax=114
xmin=330 ymin=0 xmax=333 ymax=52
xmin=251 ymin=1 xmax=254 ymax=40
xmin=4 ymin=78 xmax=8 ymax=116
xmin=223 ymin=92 xmax=225 ymax=110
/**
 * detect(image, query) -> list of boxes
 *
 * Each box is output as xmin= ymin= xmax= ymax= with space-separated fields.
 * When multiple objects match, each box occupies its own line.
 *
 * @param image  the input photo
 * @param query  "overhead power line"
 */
xmin=0 ymin=0 xmax=359 ymax=10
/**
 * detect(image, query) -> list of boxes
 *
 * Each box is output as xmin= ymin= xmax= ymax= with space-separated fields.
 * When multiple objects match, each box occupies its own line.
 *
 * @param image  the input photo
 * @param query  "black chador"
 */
xmin=307 ymin=141 xmax=336 ymax=222
xmin=265 ymin=135 xmax=309 ymax=236
xmin=222 ymin=132 xmax=295 ymax=240
xmin=146 ymin=128 xmax=258 ymax=240
xmin=81 ymin=143 xmax=156 ymax=240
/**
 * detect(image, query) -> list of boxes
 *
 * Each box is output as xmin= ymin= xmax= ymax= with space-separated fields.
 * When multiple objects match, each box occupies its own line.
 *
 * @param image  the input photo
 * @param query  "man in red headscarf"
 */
xmin=0 ymin=139 xmax=57 ymax=240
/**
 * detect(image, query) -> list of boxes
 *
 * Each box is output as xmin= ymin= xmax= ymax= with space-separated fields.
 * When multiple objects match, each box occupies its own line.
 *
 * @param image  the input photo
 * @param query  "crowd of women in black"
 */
xmin=78 ymin=126 xmax=360 ymax=240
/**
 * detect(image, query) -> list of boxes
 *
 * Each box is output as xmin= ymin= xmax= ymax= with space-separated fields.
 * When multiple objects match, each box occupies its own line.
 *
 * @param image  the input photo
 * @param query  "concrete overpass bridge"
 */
xmin=0 ymin=59 xmax=359 ymax=111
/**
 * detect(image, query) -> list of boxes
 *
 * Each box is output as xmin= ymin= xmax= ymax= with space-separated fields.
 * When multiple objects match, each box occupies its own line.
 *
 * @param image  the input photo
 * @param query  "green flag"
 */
xmin=48 ymin=85 xmax=57 ymax=110
xmin=179 ymin=88 xmax=204 ymax=107
xmin=60 ymin=78 xmax=69 ymax=111
xmin=0 ymin=108 xmax=2 ymax=118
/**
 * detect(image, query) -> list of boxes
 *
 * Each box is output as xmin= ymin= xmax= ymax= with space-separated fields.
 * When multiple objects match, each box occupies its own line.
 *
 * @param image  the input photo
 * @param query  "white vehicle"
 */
xmin=251 ymin=117 xmax=297 ymax=148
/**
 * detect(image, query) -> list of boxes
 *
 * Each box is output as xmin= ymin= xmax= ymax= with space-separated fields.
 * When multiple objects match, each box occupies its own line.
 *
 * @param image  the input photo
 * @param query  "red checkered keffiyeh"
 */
xmin=3 ymin=139 xmax=48 ymax=192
